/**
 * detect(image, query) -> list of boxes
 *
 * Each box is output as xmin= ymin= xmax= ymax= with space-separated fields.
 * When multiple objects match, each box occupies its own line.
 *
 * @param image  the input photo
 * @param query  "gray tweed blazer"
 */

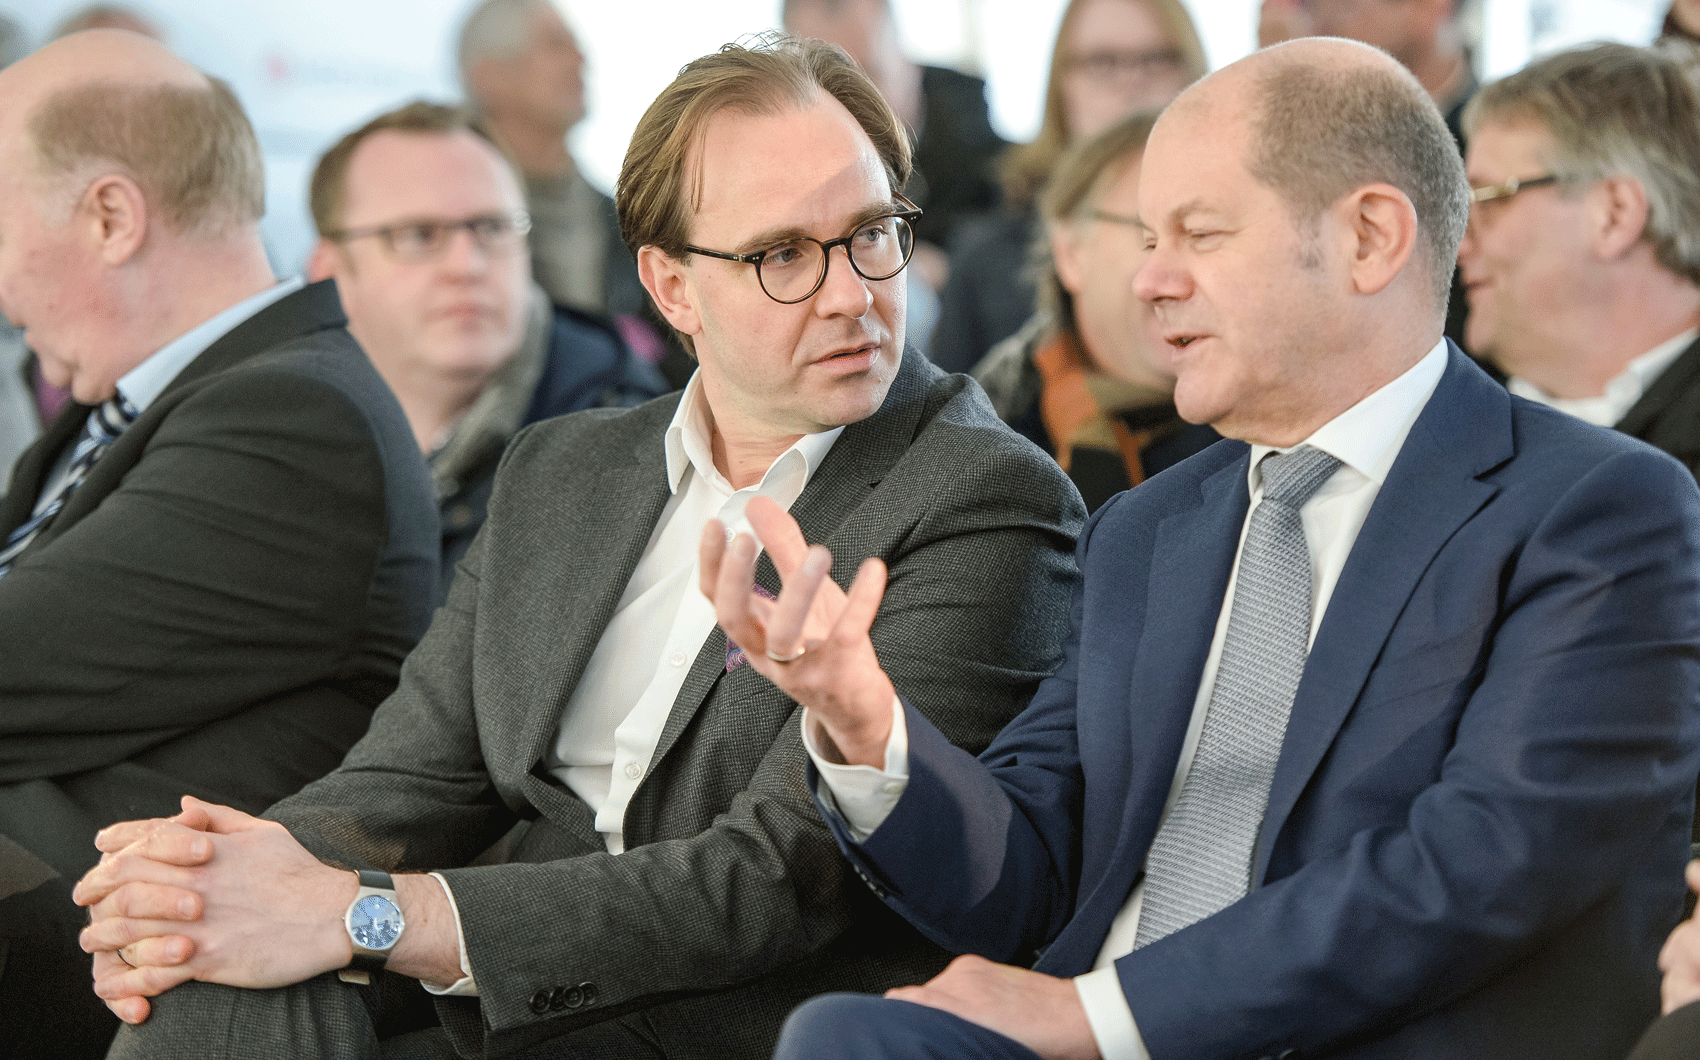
xmin=266 ymin=350 xmax=1085 ymax=1058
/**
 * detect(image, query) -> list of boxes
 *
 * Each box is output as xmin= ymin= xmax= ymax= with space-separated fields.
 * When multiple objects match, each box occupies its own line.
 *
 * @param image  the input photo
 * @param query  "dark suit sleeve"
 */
xmin=271 ymin=413 xmax=1083 ymax=1039
xmin=0 ymin=364 xmax=396 ymax=780
xmin=832 ymin=445 xmax=1700 ymax=1059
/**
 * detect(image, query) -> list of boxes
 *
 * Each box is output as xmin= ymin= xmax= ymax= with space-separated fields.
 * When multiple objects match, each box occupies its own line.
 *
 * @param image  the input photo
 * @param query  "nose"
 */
xmin=811 ymin=243 xmax=874 ymax=318
xmin=1132 ymin=238 xmax=1186 ymax=305
xmin=438 ymin=226 xmax=490 ymax=277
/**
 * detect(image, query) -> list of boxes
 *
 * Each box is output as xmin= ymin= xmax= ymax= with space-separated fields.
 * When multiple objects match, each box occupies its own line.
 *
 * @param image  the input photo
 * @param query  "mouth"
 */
xmin=815 ymin=340 xmax=881 ymax=369
xmin=1165 ymin=333 xmax=1203 ymax=351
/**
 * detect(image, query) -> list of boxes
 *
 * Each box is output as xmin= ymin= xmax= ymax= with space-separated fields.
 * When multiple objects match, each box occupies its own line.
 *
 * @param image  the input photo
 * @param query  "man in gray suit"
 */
xmin=78 ymin=35 xmax=1084 ymax=1060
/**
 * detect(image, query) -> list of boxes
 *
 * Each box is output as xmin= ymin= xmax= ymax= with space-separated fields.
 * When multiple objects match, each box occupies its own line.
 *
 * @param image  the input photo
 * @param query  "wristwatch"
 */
xmin=338 ymin=870 xmax=404 ymax=985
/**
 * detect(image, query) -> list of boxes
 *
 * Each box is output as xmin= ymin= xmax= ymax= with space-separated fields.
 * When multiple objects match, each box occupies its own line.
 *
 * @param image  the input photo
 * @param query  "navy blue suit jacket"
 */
xmin=818 ymin=346 xmax=1700 ymax=1059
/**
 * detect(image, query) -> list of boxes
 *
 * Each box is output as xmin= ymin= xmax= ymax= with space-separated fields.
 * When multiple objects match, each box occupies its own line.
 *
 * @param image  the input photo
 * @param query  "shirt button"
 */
xmin=625 ymin=762 xmax=642 ymax=780
xmin=724 ymin=527 xmax=736 ymax=542
xmin=670 ymin=652 xmax=687 ymax=667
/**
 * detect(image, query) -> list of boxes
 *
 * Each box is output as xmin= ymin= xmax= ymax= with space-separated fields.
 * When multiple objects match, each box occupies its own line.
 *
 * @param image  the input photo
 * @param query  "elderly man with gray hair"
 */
xmin=1458 ymin=41 xmax=1700 ymax=479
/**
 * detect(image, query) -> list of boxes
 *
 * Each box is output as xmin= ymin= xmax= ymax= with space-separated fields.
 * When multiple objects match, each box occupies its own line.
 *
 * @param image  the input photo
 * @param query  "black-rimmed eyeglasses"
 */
xmin=325 ymin=210 xmax=532 ymax=262
xmin=683 ymin=195 xmax=923 ymax=305
xmin=1469 ymin=174 xmax=1564 ymax=206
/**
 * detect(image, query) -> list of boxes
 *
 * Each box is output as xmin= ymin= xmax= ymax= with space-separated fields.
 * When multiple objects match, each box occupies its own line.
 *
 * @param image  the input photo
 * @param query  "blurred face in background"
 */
xmin=1060 ymin=0 xmax=1193 ymax=141
xmin=474 ymin=2 xmax=586 ymax=134
xmin=1051 ymin=150 xmax=1173 ymax=389
xmin=316 ymin=130 xmax=531 ymax=391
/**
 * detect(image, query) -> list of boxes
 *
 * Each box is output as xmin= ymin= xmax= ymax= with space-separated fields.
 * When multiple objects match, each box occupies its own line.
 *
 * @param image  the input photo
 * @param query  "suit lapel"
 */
xmin=1253 ymin=348 xmax=1512 ymax=882
xmin=0 ymin=282 xmax=347 ymax=540
xmin=1087 ymin=454 xmax=1248 ymax=897
xmin=522 ymin=412 xmax=675 ymax=768
xmin=1615 ymin=333 xmax=1700 ymax=441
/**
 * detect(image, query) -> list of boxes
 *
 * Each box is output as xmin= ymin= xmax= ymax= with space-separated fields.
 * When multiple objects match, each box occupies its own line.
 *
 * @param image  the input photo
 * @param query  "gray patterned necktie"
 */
xmin=1134 ymin=444 xmax=1342 ymax=947
xmin=0 ymin=395 xmax=141 ymax=579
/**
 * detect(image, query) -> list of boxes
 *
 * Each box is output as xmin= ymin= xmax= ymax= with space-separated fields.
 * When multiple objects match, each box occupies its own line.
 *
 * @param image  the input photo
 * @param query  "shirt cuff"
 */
xmin=1075 ymin=966 xmax=1149 ymax=1060
xmin=419 ymin=871 xmax=478 ymax=997
xmin=800 ymin=696 xmax=908 ymax=842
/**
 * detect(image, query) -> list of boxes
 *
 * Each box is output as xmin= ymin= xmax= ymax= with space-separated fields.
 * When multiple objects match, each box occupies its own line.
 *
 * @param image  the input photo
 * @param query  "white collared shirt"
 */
xmin=1507 ymin=329 xmax=1696 ymax=428
xmin=807 ymin=338 xmax=1450 ymax=1060
xmin=31 ymin=278 xmax=303 ymax=513
xmin=430 ymin=369 xmax=844 ymax=996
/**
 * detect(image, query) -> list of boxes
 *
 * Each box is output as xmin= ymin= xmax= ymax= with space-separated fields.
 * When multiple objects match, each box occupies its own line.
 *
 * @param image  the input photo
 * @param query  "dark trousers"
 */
xmin=773 ymin=993 xmax=1044 ymax=1060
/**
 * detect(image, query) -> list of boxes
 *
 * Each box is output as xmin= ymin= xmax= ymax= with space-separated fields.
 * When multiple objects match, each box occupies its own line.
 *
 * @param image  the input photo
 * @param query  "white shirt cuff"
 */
xmin=419 ymin=871 xmax=478 ymax=996
xmin=800 ymin=696 xmax=908 ymax=842
xmin=1076 ymin=966 xmax=1149 ymax=1060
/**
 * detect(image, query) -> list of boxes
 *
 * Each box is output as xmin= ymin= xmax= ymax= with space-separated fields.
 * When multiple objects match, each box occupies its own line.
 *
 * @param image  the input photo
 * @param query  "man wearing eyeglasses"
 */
xmin=306 ymin=101 xmax=668 ymax=603
xmin=1459 ymin=43 xmax=1700 ymax=481
xmin=80 ymin=34 xmax=1082 ymax=1060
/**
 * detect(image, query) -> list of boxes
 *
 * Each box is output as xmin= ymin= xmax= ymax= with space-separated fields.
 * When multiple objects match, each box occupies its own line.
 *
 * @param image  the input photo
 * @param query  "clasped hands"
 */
xmin=72 ymin=795 xmax=359 ymax=1024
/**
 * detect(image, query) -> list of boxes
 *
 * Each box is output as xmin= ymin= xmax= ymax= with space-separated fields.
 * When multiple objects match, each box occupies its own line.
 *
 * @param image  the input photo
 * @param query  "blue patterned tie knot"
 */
xmin=1260 ymin=444 xmax=1343 ymax=509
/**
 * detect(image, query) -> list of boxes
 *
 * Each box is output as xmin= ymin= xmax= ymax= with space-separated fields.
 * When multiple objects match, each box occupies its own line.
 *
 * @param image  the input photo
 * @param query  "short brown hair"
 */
xmin=1035 ymin=109 xmax=1159 ymax=337
xmin=1246 ymin=53 xmax=1469 ymax=309
xmin=29 ymin=76 xmax=263 ymax=236
xmin=1002 ymin=0 xmax=1206 ymax=209
xmin=616 ymin=32 xmax=911 ymax=263
xmin=1467 ymin=41 xmax=1700 ymax=286
xmin=309 ymin=100 xmax=511 ymax=236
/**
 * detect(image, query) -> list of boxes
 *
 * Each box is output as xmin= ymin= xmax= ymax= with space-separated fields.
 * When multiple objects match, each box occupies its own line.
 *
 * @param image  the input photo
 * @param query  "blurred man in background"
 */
xmin=308 ymin=100 xmax=667 ymax=601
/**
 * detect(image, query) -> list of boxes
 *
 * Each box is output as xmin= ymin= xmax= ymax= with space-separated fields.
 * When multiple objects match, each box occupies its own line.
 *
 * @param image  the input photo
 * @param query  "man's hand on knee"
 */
xmin=75 ymin=796 xmax=359 ymax=1001
xmin=884 ymin=954 xmax=1102 ymax=1060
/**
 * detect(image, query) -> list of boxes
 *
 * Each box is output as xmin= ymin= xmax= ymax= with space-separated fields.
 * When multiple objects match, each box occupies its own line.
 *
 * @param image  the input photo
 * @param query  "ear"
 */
xmin=464 ymin=58 xmax=505 ymax=112
xmin=1049 ymin=220 xmax=1087 ymax=297
xmin=638 ymin=244 xmax=702 ymax=337
xmin=1337 ymin=183 xmax=1417 ymax=297
xmin=306 ymin=239 xmax=343 ymax=283
xmin=82 ymin=174 xmax=148 ymax=267
xmin=1590 ymin=175 xmax=1650 ymax=261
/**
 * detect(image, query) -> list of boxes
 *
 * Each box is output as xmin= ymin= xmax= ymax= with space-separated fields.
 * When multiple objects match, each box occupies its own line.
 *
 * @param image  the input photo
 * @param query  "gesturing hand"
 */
xmin=75 ymin=795 xmax=356 ymax=1023
xmin=699 ymin=494 xmax=897 ymax=767
xmin=886 ymin=955 xmax=1102 ymax=1060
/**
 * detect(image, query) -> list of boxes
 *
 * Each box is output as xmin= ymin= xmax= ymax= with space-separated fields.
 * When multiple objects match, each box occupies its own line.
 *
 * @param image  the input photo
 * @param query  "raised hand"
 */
xmin=699 ymin=494 xmax=897 ymax=767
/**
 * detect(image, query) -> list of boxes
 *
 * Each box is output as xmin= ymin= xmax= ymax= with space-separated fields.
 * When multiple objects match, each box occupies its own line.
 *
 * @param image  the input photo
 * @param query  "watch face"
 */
xmin=350 ymin=895 xmax=403 ymax=950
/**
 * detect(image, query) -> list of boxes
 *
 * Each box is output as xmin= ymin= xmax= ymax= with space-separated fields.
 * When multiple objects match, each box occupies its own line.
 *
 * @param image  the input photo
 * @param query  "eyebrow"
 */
xmin=731 ymin=201 xmax=903 ymax=256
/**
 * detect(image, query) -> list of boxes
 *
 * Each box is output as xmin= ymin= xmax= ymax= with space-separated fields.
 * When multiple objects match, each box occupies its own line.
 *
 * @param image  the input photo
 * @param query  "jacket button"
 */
xmin=549 ymin=985 xmax=569 ymax=1011
xmin=564 ymin=985 xmax=585 ymax=1009
xmin=529 ymin=989 xmax=552 ymax=1015
xmin=1278 ymin=1051 xmax=1300 ymax=1059
xmin=579 ymin=981 xmax=599 ymax=1005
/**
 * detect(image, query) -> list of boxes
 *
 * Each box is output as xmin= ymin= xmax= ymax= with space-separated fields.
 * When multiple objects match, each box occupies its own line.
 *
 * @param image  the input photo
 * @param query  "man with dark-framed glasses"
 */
xmin=306 ymin=101 xmax=667 ymax=603
xmin=80 ymin=34 xmax=1083 ymax=1060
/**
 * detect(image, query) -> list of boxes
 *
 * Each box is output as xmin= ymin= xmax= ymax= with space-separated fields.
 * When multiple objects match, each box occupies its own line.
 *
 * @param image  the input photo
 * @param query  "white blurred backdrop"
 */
xmin=0 ymin=0 xmax=1672 ymax=273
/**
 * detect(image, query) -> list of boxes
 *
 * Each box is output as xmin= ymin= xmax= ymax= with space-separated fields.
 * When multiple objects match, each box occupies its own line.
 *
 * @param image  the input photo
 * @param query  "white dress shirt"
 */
xmin=1507 ymin=328 xmax=1696 ymax=428
xmin=428 ymin=370 xmax=843 ymax=995
xmin=807 ymin=338 xmax=1449 ymax=1060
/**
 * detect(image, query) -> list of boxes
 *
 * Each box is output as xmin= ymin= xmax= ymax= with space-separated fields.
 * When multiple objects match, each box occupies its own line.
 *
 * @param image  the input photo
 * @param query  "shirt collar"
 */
xmin=1249 ymin=337 xmax=1449 ymax=493
xmin=662 ymin=370 xmax=845 ymax=495
xmin=115 ymin=277 xmax=303 ymax=413
xmin=1506 ymin=328 xmax=1698 ymax=428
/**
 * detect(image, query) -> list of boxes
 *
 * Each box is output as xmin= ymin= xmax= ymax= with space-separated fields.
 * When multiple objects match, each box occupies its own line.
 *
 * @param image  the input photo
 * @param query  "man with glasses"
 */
xmin=1459 ymin=42 xmax=1700 ymax=480
xmin=80 ymin=35 xmax=1082 ymax=1060
xmin=306 ymin=101 xmax=667 ymax=603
